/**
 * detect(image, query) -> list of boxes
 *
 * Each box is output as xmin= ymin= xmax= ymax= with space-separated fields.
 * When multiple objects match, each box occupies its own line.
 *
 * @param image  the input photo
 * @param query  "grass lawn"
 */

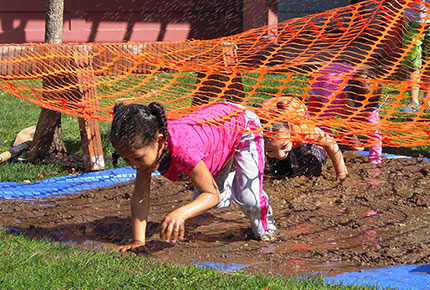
xmin=0 ymin=229 xmax=381 ymax=290
xmin=0 ymin=92 xmax=128 ymax=182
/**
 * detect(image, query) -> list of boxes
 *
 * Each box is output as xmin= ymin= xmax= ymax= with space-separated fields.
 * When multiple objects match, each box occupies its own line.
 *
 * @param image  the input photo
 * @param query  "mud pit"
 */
xmin=2 ymin=151 xmax=430 ymax=277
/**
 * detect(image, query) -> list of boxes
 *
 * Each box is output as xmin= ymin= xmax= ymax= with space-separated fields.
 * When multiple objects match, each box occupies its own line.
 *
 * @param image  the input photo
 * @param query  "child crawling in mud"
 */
xmin=109 ymin=102 xmax=276 ymax=252
xmin=309 ymin=63 xmax=383 ymax=164
xmin=344 ymin=69 xmax=383 ymax=164
xmin=258 ymin=96 xmax=348 ymax=179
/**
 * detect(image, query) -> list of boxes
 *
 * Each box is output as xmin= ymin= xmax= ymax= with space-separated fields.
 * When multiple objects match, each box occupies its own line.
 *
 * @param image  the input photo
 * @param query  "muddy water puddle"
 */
xmin=1 ymin=152 xmax=430 ymax=277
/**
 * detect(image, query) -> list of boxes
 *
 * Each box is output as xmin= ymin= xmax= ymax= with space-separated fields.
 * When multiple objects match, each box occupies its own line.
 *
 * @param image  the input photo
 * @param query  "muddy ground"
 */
xmin=1 ymin=151 xmax=430 ymax=278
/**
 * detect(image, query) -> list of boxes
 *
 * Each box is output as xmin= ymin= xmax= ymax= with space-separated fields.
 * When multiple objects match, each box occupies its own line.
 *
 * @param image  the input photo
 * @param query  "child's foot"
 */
xmin=400 ymin=103 xmax=420 ymax=113
xmin=261 ymin=231 xmax=277 ymax=242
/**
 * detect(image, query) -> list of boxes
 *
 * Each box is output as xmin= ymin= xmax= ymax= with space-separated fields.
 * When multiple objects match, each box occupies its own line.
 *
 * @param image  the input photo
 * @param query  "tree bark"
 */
xmin=45 ymin=0 xmax=64 ymax=44
xmin=27 ymin=0 xmax=66 ymax=161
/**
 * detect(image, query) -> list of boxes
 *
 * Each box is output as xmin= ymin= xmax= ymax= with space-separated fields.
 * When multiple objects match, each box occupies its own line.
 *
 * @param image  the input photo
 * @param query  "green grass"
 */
xmin=242 ymin=72 xmax=310 ymax=104
xmin=0 ymin=92 xmax=128 ymax=182
xmin=0 ymin=229 xmax=380 ymax=290
xmin=378 ymin=86 xmax=430 ymax=157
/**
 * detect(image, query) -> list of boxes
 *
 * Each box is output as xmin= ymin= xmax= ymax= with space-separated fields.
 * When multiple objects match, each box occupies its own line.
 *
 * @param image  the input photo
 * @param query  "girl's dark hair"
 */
xmin=109 ymin=102 xmax=169 ymax=149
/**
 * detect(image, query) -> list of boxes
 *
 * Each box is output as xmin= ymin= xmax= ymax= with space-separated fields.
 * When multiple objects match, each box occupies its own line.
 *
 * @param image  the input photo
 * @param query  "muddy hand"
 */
xmin=160 ymin=212 xmax=185 ymax=243
xmin=116 ymin=240 xmax=145 ymax=253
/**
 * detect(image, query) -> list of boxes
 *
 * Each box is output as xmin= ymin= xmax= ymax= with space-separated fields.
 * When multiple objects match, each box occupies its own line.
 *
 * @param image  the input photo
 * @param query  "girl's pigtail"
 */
xmin=113 ymin=103 xmax=125 ymax=114
xmin=148 ymin=102 xmax=169 ymax=141
xmin=110 ymin=103 xmax=127 ymax=144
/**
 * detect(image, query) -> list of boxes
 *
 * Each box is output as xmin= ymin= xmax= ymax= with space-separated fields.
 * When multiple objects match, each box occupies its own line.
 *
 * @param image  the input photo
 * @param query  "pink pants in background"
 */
xmin=361 ymin=108 xmax=382 ymax=164
xmin=348 ymin=108 xmax=382 ymax=164
xmin=308 ymin=94 xmax=382 ymax=164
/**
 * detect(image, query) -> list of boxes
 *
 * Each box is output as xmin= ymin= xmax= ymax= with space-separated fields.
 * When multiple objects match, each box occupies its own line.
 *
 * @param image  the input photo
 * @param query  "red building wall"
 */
xmin=0 ymin=0 xmax=244 ymax=43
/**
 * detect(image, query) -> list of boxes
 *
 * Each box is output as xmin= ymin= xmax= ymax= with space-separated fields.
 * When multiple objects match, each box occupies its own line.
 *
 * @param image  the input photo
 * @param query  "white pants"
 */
xmin=194 ymin=110 xmax=276 ymax=238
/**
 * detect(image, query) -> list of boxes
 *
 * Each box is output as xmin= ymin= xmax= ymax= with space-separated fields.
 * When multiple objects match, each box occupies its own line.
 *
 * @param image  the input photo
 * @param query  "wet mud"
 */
xmin=2 ymin=151 xmax=430 ymax=277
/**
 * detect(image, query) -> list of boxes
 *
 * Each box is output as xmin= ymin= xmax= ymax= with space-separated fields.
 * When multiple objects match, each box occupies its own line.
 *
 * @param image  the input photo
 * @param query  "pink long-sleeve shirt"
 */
xmin=162 ymin=103 xmax=246 ymax=181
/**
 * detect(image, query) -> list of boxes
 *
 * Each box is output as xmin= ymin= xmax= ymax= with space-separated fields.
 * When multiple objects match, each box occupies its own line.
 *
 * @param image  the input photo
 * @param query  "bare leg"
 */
xmin=422 ymin=75 xmax=430 ymax=101
xmin=408 ymin=69 xmax=421 ymax=105
xmin=422 ymin=75 xmax=430 ymax=112
xmin=400 ymin=69 xmax=421 ymax=112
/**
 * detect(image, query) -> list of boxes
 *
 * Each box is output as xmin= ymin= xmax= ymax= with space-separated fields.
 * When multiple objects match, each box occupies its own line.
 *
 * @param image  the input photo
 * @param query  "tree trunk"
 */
xmin=27 ymin=0 xmax=66 ymax=161
xmin=45 ymin=0 xmax=64 ymax=44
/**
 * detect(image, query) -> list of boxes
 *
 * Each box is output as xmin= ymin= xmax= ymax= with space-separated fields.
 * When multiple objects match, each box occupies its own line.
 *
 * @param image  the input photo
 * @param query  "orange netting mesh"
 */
xmin=1 ymin=0 xmax=430 ymax=148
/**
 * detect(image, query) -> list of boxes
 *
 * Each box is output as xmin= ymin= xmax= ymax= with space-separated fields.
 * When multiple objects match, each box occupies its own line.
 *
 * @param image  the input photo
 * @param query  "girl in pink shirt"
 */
xmin=308 ymin=63 xmax=382 ymax=164
xmin=110 ymin=102 xmax=276 ymax=252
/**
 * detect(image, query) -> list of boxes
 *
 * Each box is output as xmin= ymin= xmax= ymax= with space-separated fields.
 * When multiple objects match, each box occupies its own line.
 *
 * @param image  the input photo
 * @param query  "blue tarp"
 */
xmin=355 ymin=150 xmax=430 ymax=162
xmin=193 ymin=262 xmax=430 ymax=289
xmin=193 ymin=263 xmax=430 ymax=289
xmin=324 ymin=264 xmax=430 ymax=290
xmin=194 ymin=261 xmax=249 ymax=272
xmin=0 ymin=167 xmax=160 ymax=199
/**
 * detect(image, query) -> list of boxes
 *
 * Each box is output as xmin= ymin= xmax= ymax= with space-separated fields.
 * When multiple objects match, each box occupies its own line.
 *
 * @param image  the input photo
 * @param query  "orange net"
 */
xmin=1 ymin=0 xmax=430 ymax=148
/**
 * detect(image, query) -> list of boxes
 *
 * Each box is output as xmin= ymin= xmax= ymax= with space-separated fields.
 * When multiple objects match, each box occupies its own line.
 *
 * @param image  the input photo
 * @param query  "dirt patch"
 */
xmin=2 ymin=151 xmax=430 ymax=277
